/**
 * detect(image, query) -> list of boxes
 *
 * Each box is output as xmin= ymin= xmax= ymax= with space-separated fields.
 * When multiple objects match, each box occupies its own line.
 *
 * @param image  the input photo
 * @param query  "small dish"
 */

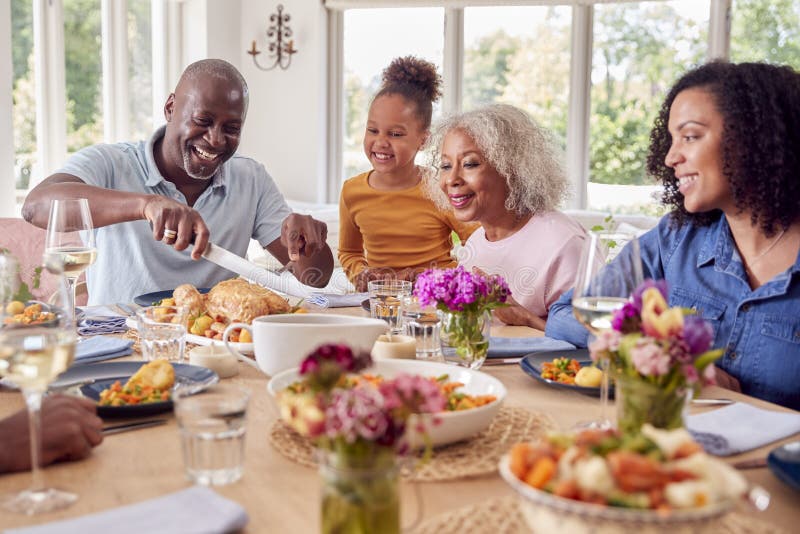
xmin=767 ymin=440 xmax=800 ymax=491
xmin=519 ymin=349 xmax=614 ymax=398
xmin=52 ymin=361 xmax=218 ymax=418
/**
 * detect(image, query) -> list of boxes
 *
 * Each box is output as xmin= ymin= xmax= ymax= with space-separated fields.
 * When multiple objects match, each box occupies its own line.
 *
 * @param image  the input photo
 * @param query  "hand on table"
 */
xmin=143 ymin=195 xmax=210 ymax=259
xmin=713 ymin=365 xmax=742 ymax=393
xmin=0 ymin=395 xmax=104 ymax=474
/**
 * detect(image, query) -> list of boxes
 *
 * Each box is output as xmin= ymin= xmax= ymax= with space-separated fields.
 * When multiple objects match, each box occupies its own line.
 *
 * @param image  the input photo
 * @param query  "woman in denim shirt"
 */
xmin=547 ymin=61 xmax=800 ymax=410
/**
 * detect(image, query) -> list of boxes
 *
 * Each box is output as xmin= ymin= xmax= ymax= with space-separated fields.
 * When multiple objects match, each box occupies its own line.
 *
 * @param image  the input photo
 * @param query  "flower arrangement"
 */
xmin=279 ymin=344 xmax=447 ymax=534
xmin=589 ymin=280 xmax=723 ymax=435
xmin=414 ymin=266 xmax=509 ymax=368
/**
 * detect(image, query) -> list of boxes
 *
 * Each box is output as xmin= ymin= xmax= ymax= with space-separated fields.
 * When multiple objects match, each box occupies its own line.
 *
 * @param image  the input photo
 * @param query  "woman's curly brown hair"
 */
xmin=374 ymin=56 xmax=442 ymax=130
xmin=647 ymin=61 xmax=800 ymax=235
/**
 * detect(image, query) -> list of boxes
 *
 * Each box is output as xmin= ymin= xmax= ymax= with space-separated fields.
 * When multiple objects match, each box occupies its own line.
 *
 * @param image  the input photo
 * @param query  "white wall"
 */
xmin=237 ymin=0 xmax=329 ymax=203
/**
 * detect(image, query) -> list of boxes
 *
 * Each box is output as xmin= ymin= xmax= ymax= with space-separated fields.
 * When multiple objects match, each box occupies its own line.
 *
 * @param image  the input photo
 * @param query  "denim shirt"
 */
xmin=546 ymin=214 xmax=800 ymax=410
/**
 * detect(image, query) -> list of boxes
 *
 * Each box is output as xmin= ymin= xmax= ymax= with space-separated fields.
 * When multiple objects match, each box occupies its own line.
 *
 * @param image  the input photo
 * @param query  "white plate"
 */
xmin=268 ymin=359 xmax=507 ymax=447
xmin=125 ymin=316 xmax=254 ymax=355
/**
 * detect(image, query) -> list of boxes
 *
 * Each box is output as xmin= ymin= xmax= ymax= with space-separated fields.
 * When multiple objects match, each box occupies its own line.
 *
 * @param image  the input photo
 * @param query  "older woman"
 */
xmin=546 ymin=61 xmax=800 ymax=410
xmin=425 ymin=104 xmax=586 ymax=330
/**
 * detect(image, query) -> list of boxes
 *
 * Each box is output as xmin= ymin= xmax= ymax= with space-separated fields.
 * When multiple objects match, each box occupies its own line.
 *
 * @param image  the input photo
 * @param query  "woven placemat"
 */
xmin=122 ymin=329 xmax=200 ymax=356
xmin=269 ymin=405 xmax=556 ymax=482
xmin=412 ymin=496 xmax=787 ymax=534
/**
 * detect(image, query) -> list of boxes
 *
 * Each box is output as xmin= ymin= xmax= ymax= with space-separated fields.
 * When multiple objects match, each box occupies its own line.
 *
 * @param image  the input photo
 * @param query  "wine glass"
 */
xmin=0 ymin=256 xmax=78 ymax=514
xmin=45 ymin=198 xmax=96 ymax=316
xmin=571 ymin=230 xmax=643 ymax=429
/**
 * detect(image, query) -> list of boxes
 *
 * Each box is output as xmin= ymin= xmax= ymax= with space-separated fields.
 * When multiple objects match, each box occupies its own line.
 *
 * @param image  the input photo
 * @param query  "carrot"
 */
xmin=525 ymin=457 xmax=557 ymax=489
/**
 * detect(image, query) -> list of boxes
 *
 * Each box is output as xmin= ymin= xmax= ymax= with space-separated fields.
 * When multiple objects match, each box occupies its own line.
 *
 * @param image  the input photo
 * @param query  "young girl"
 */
xmin=338 ymin=56 xmax=476 ymax=291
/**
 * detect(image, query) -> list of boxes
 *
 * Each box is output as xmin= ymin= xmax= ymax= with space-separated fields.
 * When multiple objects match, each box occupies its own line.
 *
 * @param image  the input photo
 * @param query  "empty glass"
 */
xmin=136 ymin=305 xmax=188 ymax=362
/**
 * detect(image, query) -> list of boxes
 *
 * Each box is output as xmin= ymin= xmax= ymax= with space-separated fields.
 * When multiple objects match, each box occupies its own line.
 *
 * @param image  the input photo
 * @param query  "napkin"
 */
xmin=77 ymin=306 xmax=129 ymax=336
xmin=687 ymin=402 xmax=800 ymax=456
xmin=74 ymin=336 xmax=133 ymax=364
xmin=487 ymin=336 xmax=575 ymax=358
xmin=4 ymin=486 xmax=249 ymax=534
xmin=308 ymin=292 xmax=369 ymax=308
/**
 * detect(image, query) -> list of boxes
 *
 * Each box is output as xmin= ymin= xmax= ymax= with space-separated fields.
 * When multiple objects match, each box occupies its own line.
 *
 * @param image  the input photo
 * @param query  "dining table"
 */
xmin=0 ymin=304 xmax=798 ymax=532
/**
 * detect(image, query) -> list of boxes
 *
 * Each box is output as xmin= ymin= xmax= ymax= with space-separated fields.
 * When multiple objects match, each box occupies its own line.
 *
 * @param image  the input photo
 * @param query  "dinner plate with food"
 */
xmin=52 ymin=360 xmax=218 ymax=417
xmin=130 ymin=278 xmax=297 ymax=354
xmin=268 ymin=359 xmax=507 ymax=447
xmin=519 ymin=349 xmax=613 ymax=398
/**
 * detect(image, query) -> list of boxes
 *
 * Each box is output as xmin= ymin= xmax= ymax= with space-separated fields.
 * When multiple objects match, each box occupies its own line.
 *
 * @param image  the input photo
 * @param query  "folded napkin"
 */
xmin=487 ymin=336 xmax=576 ymax=358
xmin=74 ymin=336 xmax=133 ymax=365
xmin=4 ymin=486 xmax=249 ymax=534
xmin=77 ymin=306 xmax=129 ymax=336
xmin=687 ymin=402 xmax=800 ymax=456
xmin=308 ymin=292 xmax=369 ymax=308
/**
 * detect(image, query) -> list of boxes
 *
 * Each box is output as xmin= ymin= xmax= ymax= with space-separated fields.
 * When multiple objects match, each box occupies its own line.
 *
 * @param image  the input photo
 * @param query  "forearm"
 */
xmin=23 ymin=177 xmax=151 ymax=229
xmin=494 ymin=304 xmax=546 ymax=330
xmin=544 ymin=289 xmax=589 ymax=347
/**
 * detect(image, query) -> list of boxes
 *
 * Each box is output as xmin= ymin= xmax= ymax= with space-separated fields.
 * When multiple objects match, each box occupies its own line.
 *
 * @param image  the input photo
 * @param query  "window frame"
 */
xmin=326 ymin=0 xmax=733 ymax=209
xmin=5 ymin=0 xmax=178 ymax=203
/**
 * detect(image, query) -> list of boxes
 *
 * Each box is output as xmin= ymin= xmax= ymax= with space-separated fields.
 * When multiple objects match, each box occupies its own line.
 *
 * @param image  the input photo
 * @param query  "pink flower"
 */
xmin=380 ymin=374 xmax=447 ymax=414
xmin=630 ymin=339 xmax=671 ymax=376
xmin=702 ymin=364 xmax=717 ymax=386
xmin=589 ymin=329 xmax=622 ymax=362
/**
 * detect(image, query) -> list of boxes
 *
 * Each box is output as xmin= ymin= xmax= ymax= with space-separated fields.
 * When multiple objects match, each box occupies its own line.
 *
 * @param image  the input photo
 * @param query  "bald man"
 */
xmin=22 ymin=59 xmax=333 ymax=304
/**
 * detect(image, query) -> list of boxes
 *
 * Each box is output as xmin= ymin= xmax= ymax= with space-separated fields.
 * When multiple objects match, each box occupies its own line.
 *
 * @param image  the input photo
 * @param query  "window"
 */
xmin=463 ymin=6 xmax=571 ymax=149
xmin=128 ymin=0 xmax=154 ymax=140
xmin=64 ymin=0 xmax=103 ymax=154
xmin=588 ymin=0 xmax=709 ymax=214
xmin=730 ymin=0 xmax=800 ymax=69
xmin=11 ymin=0 xmax=35 ymax=191
xmin=341 ymin=8 xmax=444 ymax=184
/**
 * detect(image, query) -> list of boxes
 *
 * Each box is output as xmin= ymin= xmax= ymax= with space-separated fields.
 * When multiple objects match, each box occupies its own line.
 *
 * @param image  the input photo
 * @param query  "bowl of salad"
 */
xmin=499 ymin=425 xmax=747 ymax=534
xmin=269 ymin=359 xmax=506 ymax=447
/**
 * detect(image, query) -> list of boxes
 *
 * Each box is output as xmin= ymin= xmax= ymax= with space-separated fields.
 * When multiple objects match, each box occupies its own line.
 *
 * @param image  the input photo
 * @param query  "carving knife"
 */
xmin=201 ymin=242 xmax=312 ymax=298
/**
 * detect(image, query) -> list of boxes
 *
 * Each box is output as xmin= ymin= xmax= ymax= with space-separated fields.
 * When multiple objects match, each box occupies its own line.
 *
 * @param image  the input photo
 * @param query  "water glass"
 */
xmin=368 ymin=280 xmax=412 ymax=334
xmin=175 ymin=383 xmax=250 ymax=486
xmin=402 ymin=297 xmax=441 ymax=359
xmin=136 ymin=305 xmax=188 ymax=362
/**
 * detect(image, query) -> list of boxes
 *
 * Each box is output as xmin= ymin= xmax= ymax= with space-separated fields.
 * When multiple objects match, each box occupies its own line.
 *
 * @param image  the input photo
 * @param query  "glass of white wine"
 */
xmin=0 ymin=256 xmax=78 ymax=514
xmin=45 ymin=198 xmax=96 ymax=316
xmin=571 ymin=230 xmax=643 ymax=429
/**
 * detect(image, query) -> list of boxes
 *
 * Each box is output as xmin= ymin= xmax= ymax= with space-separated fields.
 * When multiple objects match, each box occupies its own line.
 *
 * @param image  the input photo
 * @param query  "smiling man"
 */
xmin=22 ymin=59 xmax=332 ymax=305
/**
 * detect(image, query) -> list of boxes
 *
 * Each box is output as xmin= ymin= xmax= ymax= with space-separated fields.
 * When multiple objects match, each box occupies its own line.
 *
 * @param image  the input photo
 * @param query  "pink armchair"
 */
xmin=0 ymin=218 xmax=88 ymax=305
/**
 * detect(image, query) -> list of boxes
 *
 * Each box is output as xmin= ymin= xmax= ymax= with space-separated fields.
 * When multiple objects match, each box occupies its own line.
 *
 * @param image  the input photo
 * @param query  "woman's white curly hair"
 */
xmin=423 ymin=103 xmax=569 ymax=216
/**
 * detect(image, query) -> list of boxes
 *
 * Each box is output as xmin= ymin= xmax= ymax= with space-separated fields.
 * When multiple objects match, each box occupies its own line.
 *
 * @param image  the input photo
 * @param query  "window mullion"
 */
xmin=101 ymin=0 xmax=130 ymax=143
xmin=708 ymin=0 xmax=731 ymax=60
xmin=326 ymin=9 xmax=344 ymax=203
xmin=32 ymin=0 xmax=67 ymax=184
xmin=0 ymin=0 xmax=14 ymax=215
xmin=566 ymin=4 xmax=592 ymax=210
xmin=442 ymin=7 xmax=463 ymax=115
xmin=151 ymin=0 xmax=183 ymax=129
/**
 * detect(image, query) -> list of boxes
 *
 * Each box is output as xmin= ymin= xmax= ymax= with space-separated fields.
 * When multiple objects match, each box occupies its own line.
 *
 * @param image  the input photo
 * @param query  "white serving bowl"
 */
xmin=498 ymin=454 xmax=734 ymax=534
xmin=268 ymin=359 xmax=507 ymax=447
xmin=224 ymin=314 xmax=388 ymax=376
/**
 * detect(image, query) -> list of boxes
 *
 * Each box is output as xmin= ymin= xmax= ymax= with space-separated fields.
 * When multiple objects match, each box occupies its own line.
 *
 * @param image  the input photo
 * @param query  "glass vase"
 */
xmin=319 ymin=448 xmax=400 ymax=534
xmin=438 ymin=309 xmax=491 ymax=370
xmin=615 ymin=375 xmax=690 ymax=436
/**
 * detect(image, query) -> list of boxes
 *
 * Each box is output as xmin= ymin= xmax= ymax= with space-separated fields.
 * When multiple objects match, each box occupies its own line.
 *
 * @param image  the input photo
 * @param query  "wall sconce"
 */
xmin=248 ymin=4 xmax=297 ymax=71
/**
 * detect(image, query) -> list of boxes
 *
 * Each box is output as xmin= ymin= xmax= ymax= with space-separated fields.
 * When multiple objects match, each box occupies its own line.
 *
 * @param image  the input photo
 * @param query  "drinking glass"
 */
xmin=175 ymin=383 xmax=250 ymax=486
xmin=571 ymin=230 xmax=643 ymax=429
xmin=402 ymin=296 xmax=441 ymax=360
xmin=0 ymin=254 xmax=77 ymax=514
xmin=136 ymin=305 xmax=189 ymax=362
xmin=368 ymin=280 xmax=412 ymax=334
xmin=45 ymin=198 xmax=96 ymax=315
